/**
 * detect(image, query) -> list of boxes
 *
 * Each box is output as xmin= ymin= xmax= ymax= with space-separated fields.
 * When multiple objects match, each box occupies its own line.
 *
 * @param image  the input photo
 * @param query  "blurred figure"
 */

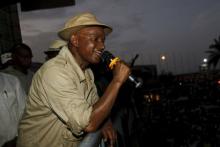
xmin=1 ymin=43 xmax=34 ymax=94
xmin=0 ymin=72 xmax=26 ymax=147
xmin=44 ymin=39 xmax=67 ymax=61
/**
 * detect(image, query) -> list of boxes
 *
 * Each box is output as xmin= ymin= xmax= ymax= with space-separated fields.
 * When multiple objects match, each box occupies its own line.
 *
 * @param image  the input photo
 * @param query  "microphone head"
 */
xmin=101 ymin=51 xmax=115 ymax=69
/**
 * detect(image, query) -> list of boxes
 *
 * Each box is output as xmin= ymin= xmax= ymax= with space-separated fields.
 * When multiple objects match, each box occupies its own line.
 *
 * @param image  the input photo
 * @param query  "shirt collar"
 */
xmin=58 ymin=46 xmax=92 ymax=83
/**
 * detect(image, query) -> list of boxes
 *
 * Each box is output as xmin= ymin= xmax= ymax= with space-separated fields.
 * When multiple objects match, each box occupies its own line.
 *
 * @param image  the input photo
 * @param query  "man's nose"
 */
xmin=97 ymin=42 xmax=105 ymax=51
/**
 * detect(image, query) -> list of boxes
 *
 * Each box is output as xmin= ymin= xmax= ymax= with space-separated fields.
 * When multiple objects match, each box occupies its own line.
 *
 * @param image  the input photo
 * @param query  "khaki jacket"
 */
xmin=17 ymin=46 xmax=99 ymax=147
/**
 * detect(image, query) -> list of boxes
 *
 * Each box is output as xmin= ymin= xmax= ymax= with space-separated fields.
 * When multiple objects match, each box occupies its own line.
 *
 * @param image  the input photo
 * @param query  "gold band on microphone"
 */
xmin=109 ymin=57 xmax=120 ymax=70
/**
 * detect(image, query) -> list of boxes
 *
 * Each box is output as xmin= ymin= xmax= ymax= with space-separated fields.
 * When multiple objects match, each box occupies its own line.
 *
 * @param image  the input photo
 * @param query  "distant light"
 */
xmin=217 ymin=80 xmax=220 ymax=85
xmin=155 ymin=94 xmax=160 ymax=101
xmin=161 ymin=55 xmax=166 ymax=60
xmin=203 ymin=58 xmax=208 ymax=63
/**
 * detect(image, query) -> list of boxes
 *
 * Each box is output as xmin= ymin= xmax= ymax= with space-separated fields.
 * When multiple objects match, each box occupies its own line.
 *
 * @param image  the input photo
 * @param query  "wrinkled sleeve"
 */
xmin=41 ymin=67 xmax=93 ymax=135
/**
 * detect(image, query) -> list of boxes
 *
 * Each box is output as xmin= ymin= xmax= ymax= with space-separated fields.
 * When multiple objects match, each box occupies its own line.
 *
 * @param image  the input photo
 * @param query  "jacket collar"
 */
xmin=58 ymin=46 xmax=92 ymax=83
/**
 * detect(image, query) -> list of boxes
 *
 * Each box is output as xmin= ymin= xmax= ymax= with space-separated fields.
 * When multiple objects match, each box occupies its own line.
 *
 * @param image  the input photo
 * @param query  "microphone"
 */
xmin=101 ymin=51 xmax=142 ymax=88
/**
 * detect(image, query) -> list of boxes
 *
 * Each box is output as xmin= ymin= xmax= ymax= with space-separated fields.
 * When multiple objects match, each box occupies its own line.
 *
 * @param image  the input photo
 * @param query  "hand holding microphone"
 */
xmin=101 ymin=51 xmax=142 ymax=88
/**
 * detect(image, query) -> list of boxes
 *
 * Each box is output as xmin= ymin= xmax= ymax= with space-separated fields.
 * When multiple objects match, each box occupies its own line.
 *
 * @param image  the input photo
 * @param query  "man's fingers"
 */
xmin=110 ymin=139 xmax=114 ymax=146
xmin=102 ymin=131 xmax=108 ymax=142
xmin=113 ymin=130 xmax=117 ymax=141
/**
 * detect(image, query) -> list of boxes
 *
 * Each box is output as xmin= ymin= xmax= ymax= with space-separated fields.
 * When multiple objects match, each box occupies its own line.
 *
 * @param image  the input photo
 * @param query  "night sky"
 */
xmin=18 ymin=0 xmax=220 ymax=74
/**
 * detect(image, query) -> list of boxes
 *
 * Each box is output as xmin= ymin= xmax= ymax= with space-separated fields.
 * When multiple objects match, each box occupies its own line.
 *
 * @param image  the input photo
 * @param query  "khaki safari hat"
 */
xmin=44 ymin=40 xmax=67 ymax=54
xmin=58 ymin=12 xmax=112 ymax=41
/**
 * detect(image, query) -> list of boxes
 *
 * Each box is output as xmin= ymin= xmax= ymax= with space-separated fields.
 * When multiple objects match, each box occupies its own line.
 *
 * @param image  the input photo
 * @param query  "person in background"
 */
xmin=44 ymin=39 xmax=67 ymax=61
xmin=0 ymin=72 xmax=26 ymax=147
xmin=0 ymin=53 xmax=13 ymax=70
xmin=17 ymin=12 xmax=130 ymax=147
xmin=1 ymin=43 xmax=34 ymax=94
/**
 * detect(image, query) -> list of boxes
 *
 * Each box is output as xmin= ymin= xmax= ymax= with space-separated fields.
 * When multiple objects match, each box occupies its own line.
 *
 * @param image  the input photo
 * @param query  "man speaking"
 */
xmin=17 ymin=12 xmax=130 ymax=147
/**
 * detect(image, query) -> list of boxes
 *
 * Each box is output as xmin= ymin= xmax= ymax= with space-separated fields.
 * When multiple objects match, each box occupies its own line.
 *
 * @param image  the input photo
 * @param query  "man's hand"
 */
xmin=112 ymin=61 xmax=131 ymax=85
xmin=101 ymin=120 xmax=117 ymax=147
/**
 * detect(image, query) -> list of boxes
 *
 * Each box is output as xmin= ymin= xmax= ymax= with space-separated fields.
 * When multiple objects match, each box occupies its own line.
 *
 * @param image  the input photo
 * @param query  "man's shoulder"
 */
xmin=1 ymin=66 xmax=15 ymax=73
xmin=0 ymin=72 xmax=18 ymax=80
xmin=44 ymin=54 xmax=68 ymax=68
xmin=0 ymin=72 xmax=20 ymax=85
xmin=37 ymin=58 xmax=72 ymax=79
xmin=1 ymin=66 xmax=24 ymax=78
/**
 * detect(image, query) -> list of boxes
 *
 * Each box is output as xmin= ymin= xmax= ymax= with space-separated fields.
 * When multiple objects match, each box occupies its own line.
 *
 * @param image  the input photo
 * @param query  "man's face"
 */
xmin=15 ymin=48 xmax=33 ymax=69
xmin=74 ymin=26 xmax=105 ymax=65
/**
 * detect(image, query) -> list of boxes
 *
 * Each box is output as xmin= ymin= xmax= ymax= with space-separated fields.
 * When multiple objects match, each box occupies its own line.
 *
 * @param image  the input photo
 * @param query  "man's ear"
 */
xmin=70 ymin=34 xmax=79 ymax=47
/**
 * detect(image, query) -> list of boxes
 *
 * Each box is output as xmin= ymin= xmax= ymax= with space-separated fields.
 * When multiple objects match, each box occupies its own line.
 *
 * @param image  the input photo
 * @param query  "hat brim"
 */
xmin=58 ymin=24 xmax=112 ymax=41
